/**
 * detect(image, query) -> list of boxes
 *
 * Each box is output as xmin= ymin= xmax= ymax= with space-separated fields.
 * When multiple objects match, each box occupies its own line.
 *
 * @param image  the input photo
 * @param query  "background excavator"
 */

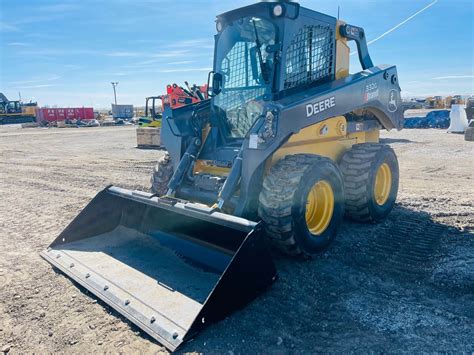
xmin=0 ymin=92 xmax=37 ymax=124
xmin=42 ymin=1 xmax=403 ymax=351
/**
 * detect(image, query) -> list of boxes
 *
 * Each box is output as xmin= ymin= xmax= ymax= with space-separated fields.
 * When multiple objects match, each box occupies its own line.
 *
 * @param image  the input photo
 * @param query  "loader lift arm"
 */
xmin=339 ymin=24 xmax=374 ymax=70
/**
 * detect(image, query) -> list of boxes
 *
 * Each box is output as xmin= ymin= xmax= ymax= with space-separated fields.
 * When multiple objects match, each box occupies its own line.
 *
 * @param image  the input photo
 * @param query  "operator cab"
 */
xmin=199 ymin=1 xmax=337 ymax=160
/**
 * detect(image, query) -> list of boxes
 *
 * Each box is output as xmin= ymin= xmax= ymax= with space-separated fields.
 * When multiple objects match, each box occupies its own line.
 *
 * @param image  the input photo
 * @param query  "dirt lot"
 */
xmin=0 ymin=125 xmax=473 ymax=353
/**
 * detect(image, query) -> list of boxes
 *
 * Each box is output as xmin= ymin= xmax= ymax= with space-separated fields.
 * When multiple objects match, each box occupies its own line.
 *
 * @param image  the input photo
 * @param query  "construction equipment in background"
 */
xmin=0 ymin=93 xmax=37 ymax=124
xmin=464 ymin=97 xmax=474 ymax=141
xmin=162 ymin=82 xmax=208 ymax=109
xmin=139 ymin=84 xmax=209 ymax=127
xmin=41 ymin=1 xmax=403 ymax=351
xmin=425 ymin=96 xmax=445 ymax=109
xmin=138 ymin=96 xmax=163 ymax=127
xmin=111 ymin=104 xmax=134 ymax=120
xmin=445 ymin=95 xmax=465 ymax=109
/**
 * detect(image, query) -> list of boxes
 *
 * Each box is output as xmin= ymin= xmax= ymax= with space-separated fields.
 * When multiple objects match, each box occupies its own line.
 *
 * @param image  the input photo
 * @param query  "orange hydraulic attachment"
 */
xmin=161 ymin=83 xmax=209 ymax=109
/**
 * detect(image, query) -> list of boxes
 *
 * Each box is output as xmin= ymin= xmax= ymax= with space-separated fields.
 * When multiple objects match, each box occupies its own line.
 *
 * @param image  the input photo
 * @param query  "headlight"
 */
xmin=216 ymin=20 xmax=224 ymax=33
xmin=273 ymin=4 xmax=284 ymax=17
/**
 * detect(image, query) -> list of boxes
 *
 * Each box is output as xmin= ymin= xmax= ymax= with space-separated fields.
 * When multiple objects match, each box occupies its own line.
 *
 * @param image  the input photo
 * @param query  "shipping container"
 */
xmin=66 ymin=108 xmax=75 ymax=119
xmin=74 ymin=108 xmax=85 ymax=120
xmin=36 ymin=107 xmax=94 ymax=122
xmin=112 ymin=104 xmax=134 ymax=119
xmin=57 ymin=108 xmax=66 ymax=120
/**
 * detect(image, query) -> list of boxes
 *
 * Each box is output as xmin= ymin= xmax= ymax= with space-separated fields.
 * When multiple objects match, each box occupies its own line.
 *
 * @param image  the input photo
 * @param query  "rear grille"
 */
xmin=284 ymin=25 xmax=334 ymax=89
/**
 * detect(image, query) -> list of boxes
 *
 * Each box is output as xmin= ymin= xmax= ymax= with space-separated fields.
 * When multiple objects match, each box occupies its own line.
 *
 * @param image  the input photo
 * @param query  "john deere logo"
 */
xmin=388 ymin=90 xmax=398 ymax=113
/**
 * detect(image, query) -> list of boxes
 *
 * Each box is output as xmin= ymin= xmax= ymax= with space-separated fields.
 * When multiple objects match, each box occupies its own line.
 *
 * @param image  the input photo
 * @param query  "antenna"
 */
xmin=18 ymin=91 xmax=22 ymax=102
xmin=337 ymin=6 xmax=340 ymax=20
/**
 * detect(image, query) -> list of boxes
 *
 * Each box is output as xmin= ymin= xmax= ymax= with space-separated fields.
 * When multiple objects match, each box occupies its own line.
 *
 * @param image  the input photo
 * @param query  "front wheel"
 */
xmin=150 ymin=152 xmax=173 ymax=196
xmin=258 ymin=154 xmax=345 ymax=257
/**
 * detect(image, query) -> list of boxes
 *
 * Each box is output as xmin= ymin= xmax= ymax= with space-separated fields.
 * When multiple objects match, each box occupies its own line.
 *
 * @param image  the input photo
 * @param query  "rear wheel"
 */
xmin=150 ymin=153 xmax=173 ymax=196
xmin=340 ymin=143 xmax=399 ymax=222
xmin=258 ymin=154 xmax=345 ymax=257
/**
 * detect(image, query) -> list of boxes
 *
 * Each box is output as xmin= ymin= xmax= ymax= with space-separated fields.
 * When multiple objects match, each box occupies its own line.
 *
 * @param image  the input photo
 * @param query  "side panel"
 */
xmin=269 ymin=116 xmax=379 ymax=166
xmin=235 ymin=66 xmax=402 ymax=217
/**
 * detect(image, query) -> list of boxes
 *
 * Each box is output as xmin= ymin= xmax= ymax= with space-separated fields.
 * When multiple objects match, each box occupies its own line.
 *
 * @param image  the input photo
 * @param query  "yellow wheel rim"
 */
xmin=305 ymin=180 xmax=334 ymax=235
xmin=374 ymin=163 xmax=392 ymax=206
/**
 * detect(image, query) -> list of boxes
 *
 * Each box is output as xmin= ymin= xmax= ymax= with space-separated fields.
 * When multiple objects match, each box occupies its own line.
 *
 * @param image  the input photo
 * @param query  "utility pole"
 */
xmin=111 ymin=82 xmax=119 ymax=105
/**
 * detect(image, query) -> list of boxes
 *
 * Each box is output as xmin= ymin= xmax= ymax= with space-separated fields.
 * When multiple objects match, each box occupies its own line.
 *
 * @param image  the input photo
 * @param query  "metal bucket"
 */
xmin=41 ymin=186 xmax=277 ymax=351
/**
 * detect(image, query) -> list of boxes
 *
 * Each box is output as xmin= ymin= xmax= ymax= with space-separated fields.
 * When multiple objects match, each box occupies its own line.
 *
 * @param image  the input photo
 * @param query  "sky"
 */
xmin=0 ymin=0 xmax=473 ymax=108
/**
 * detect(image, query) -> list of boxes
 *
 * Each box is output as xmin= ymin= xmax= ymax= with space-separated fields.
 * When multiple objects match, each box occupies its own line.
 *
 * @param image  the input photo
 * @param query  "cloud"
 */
xmin=18 ymin=48 xmax=95 ymax=56
xmin=166 ymin=60 xmax=194 ymax=65
xmin=10 ymin=75 xmax=62 ymax=86
xmin=0 ymin=21 xmax=19 ymax=32
xmin=7 ymin=42 xmax=29 ymax=46
xmin=159 ymin=67 xmax=212 ymax=73
xmin=432 ymin=75 xmax=474 ymax=80
xmin=151 ymin=50 xmax=192 ymax=58
xmin=16 ymin=84 xmax=56 ymax=89
xmin=166 ymin=38 xmax=214 ymax=49
xmin=105 ymin=51 xmax=141 ymax=57
xmin=35 ymin=3 xmax=79 ymax=13
xmin=63 ymin=64 xmax=83 ymax=70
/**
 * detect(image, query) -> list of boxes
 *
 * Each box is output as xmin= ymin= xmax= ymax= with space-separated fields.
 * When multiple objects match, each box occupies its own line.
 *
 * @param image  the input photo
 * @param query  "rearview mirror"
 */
xmin=212 ymin=72 xmax=223 ymax=96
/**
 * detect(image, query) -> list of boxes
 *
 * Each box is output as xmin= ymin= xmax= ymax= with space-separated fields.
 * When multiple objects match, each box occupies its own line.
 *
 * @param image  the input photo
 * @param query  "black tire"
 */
xmin=150 ymin=152 xmax=173 ymax=196
xmin=465 ymin=127 xmax=474 ymax=141
xmin=340 ymin=143 xmax=399 ymax=222
xmin=258 ymin=154 xmax=345 ymax=257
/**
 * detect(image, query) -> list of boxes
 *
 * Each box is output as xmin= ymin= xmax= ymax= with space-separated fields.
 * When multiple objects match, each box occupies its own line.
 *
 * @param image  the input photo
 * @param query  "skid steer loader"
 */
xmin=42 ymin=1 xmax=403 ymax=351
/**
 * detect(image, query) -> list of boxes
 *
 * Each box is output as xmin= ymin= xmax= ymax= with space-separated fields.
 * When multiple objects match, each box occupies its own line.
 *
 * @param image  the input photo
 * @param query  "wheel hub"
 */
xmin=305 ymin=180 xmax=334 ymax=235
xmin=374 ymin=163 xmax=392 ymax=205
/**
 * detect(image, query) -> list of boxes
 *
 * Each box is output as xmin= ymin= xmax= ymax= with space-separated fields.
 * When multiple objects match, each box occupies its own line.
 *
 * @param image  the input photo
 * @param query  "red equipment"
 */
xmin=161 ymin=83 xmax=208 ymax=109
xmin=36 ymin=107 xmax=94 ymax=122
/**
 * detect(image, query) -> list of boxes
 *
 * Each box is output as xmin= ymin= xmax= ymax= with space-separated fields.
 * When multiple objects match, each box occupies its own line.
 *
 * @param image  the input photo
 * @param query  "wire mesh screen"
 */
xmin=214 ymin=42 xmax=266 ymax=136
xmin=215 ymin=42 xmax=266 ymax=111
xmin=284 ymin=25 xmax=334 ymax=89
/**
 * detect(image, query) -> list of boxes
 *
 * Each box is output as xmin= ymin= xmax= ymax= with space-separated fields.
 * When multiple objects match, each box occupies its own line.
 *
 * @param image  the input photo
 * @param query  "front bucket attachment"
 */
xmin=40 ymin=186 xmax=276 ymax=351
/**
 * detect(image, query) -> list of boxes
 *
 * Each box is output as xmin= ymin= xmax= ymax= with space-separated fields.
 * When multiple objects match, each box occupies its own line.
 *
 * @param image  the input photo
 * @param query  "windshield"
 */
xmin=214 ymin=17 xmax=276 ymax=138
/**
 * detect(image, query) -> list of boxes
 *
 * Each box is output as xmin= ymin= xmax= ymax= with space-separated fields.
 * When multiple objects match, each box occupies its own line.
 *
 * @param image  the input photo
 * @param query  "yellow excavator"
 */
xmin=0 ymin=93 xmax=37 ymax=124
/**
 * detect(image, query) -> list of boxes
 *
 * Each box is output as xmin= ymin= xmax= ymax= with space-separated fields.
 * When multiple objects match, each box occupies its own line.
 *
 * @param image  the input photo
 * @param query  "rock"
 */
xmin=69 ymin=340 xmax=78 ymax=345
xmin=446 ymin=312 xmax=456 ymax=320
xmin=72 ymin=294 xmax=77 ymax=299
xmin=48 ymin=330 xmax=53 ymax=337
xmin=39 ymin=311 xmax=46 ymax=318
xmin=89 ymin=324 xmax=96 ymax=330
xmin=277 ymin=337 xmax=283 ymax=346
xmin=1 ymin=345 xmax=11 ymax=353
xmin=98 ymin=341 xmax=103 ymax=346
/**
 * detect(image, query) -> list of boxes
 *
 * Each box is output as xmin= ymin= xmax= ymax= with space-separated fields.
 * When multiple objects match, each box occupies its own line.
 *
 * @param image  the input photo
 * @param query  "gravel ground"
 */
xmin=0 ymin=124 xmax=473 ymax=353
